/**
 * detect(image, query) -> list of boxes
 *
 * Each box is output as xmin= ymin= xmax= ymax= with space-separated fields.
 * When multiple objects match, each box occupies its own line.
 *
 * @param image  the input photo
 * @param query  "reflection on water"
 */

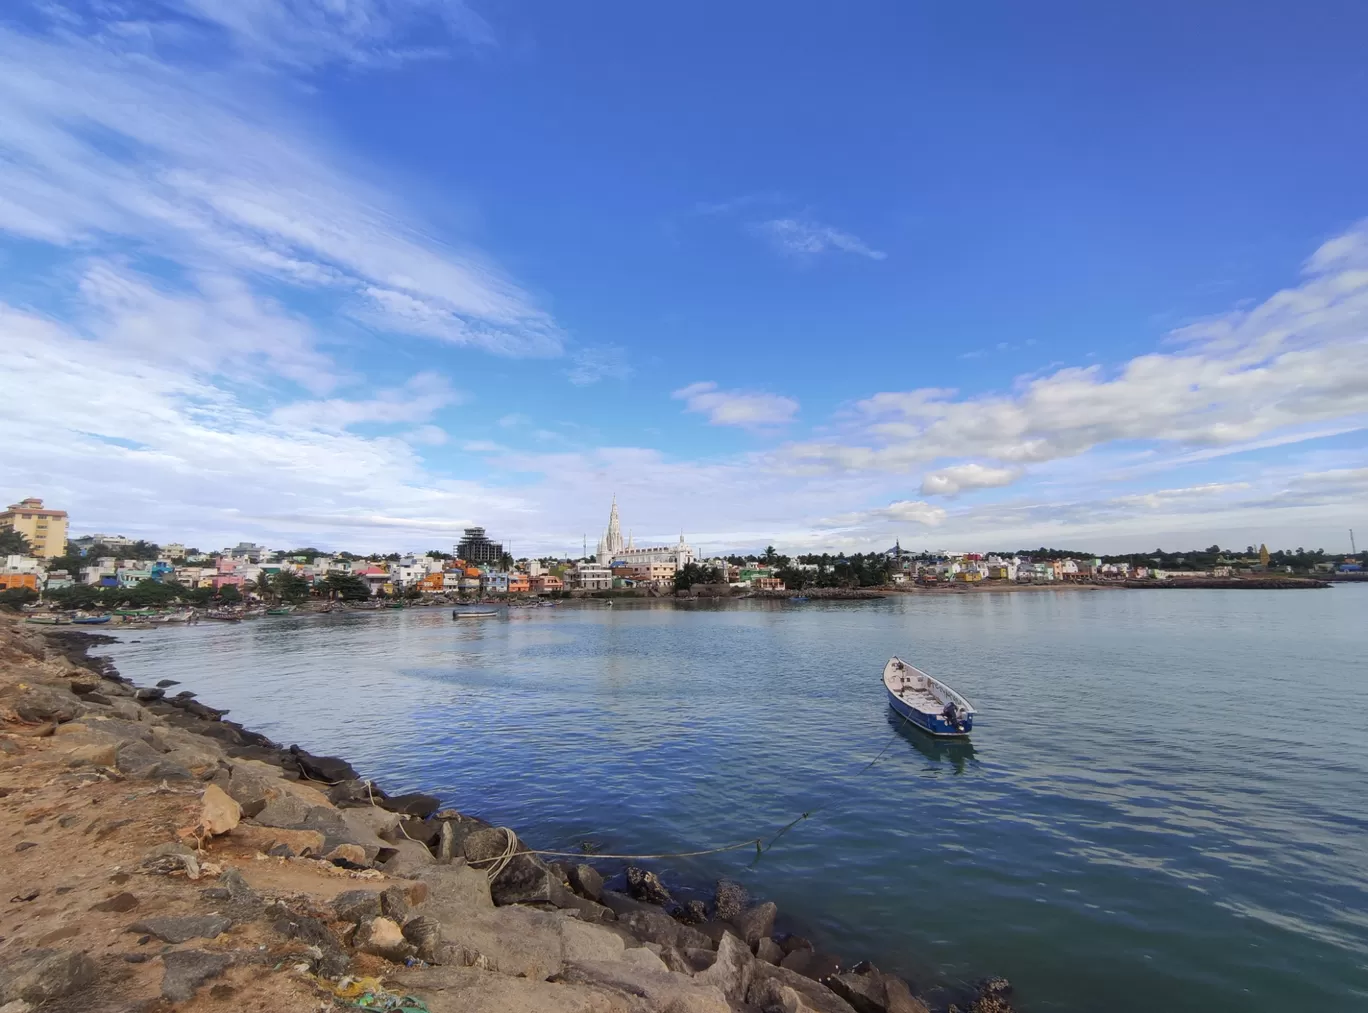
xmin=887 ymin=709 xmax=978 ymax=773
xmin=100 ymin=588 xmax=1368 ymax=1013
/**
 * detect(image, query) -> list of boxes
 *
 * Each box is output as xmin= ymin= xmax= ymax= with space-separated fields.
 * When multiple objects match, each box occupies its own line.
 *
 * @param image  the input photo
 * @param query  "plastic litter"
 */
xmin=323 ymin=976 xmax=429 ymax=1012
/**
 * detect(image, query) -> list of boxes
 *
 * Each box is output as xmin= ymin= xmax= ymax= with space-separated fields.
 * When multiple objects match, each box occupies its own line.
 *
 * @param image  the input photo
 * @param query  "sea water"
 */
xmin=103 ymin=586 xmax=1368 ymax=1012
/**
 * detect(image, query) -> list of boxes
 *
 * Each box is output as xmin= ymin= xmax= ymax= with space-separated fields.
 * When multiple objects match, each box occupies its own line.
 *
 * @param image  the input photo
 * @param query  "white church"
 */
xmin=595 ymin=497 xmax=696 ymax=569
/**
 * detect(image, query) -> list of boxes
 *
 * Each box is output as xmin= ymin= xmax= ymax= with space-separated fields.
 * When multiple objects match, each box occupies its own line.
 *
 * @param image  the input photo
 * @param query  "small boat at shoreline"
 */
xmin=452 ymin=609 xmax=499 ymax=619
xmin=25 ymin=615 xmax=69 ymax=625
xmin=882 ymin=657 xmax=976 ymax=737
xmin=72 ymin=615 xmax=111 ymax=625
xmin=266 ymin=606 xmax=295 ymax=616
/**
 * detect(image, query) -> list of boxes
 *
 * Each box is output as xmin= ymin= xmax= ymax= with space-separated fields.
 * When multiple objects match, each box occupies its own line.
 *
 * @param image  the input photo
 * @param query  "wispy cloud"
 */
xmin=567 ymin=345 xmax=632 ymax=386
xmin=751 ymin=218 xmax=887 ymax=261
xmin=139 ymin=0 xmax=494 ymax=69
xmin=0 ymin=13 xmax=561 ymax=357
xmin=673 ymin=381 xmax=800 ymax=429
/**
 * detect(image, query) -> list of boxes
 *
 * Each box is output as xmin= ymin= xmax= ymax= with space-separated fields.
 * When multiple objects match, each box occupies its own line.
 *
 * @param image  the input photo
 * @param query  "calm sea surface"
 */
xmin=102 ymin=587 xmax=1368 ymax=1012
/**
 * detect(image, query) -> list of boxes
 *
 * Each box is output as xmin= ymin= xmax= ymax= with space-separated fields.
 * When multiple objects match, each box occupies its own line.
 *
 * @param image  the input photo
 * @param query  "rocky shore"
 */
xmin=0 ymin=618 xmax=1014 ymax=1013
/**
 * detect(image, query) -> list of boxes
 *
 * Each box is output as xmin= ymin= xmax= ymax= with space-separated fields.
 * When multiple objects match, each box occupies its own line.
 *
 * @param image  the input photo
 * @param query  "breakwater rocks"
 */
xmin=1120 ymin=577 xmax=1330 ymax=590
xmin=0 ymin=621 xmax=1013 ymax=1013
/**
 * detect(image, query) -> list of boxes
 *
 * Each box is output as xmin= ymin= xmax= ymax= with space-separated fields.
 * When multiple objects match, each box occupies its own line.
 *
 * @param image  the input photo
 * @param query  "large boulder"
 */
xmin=13 ymin=686 xmax=78 ymax=724
xmin=618 ymin=909 xmax=713 ymax=951
xmin=693 ymin=931 xmax=754 ymax=1003
xmin=161 ymin=950 xmax=232 ymax=1001
xmin=749 ymin=962 xmax=858 ymax=1013
xmin=0 ymin=949 xmax=97 ymax=1005
xmin=827 ymin=963 xmax=930 ymax=1013
xmin=128 ymin=915 xmax=231 ymax=944
xmin=567 ymin=863 xmax=604 ymax=902
xmin=737 ymin=901 xmax=778 ymax=946
xmin=781 ymin=948 xmax=842 ymax=982
xmin=381 ymin=839 xmax=437 ymax=877
xmin=357 ymin=917 xmax=416 ymax=962
xmin=553 ymin=960 xmax=731 ymax=1013
xmin=288 ymin=745 xmax=358 ymax=783
xmin=379 ymin=792 xmax=442 ymax=818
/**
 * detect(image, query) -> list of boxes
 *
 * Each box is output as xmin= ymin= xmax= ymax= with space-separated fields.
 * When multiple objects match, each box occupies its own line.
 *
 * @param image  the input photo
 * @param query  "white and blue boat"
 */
xmin=882 ymin=657 xmax=976 ymax=737
xmin=452 ymin=609 xmax=499 ymax=619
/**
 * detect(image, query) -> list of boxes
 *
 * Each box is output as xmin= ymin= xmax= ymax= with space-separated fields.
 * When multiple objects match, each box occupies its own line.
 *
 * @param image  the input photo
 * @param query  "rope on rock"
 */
xmin=471 ymin=827 xmax=521 ymax=882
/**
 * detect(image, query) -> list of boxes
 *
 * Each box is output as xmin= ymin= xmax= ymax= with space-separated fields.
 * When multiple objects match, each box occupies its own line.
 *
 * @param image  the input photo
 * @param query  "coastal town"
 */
xmin=0 ymin=495 xmax=1360 ymax=610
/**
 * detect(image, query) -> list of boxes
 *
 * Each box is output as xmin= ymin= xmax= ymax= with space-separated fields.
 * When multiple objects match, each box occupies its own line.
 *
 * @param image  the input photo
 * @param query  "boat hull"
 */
xmin=452 ymin=610 xmax=498 ymax=619
xmin=886 ymin=687 xmax=974 ymax=736
xmin=72 ymin=616 xmax=111 ymax=625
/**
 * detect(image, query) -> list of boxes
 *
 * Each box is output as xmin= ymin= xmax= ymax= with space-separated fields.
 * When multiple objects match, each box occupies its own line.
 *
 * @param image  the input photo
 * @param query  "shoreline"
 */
xmin=0 ymin=616 xmax=1014 ymax=1013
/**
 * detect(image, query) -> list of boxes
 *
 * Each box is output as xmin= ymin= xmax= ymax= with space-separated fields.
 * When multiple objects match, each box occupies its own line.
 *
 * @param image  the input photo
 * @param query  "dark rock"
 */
xmin=91 ymin=891 xmax=140 ymax=912
xmin=15 ymin=841 xmax=37 ymax=853
xmin=122 ymin=953 xmax=149 ymax=963
xmin=288 ymin=745 xmax=357 ymax=783
xmin=778 ymin=933 xmax=814 ymax=955
xmin=567 ymin=863 xmax=604 ymax=902
xmin=142 ymin=760 xmax=195 ymax=780
xmin=331 ymin=890 xmax=382 ymax=925
xmin=200 ymin=869 xmax=260 ymax=906
xmin=173 ymin=690 xmax=198 ymax=699
xmin=79 ymin=691 xmax=112 ymax=705
xmin=115 ymin=740 xmax=162 ymax=774
xmin=737 ymin=900 xmax=778 ymax=946
xmin=683 ymin=946 xmax=719 ymax=973
xmin=133 ymin=687 xmax=165 ymax=702
xmin=156 ymin=679 xmax=181 ymax=688
xmin=967 ymin=977 xmax=1014 ymax=1013
xmin=674 ymin=899 xmax=708 ymax=924
xmin=225 ymin=744 xmax=288 ymax=765
xmin=829 ymin=964 xmax=891 ymax=1013
xmin=428 ymin=812 xmax=492 ymax=856
xmin=380 ymin=886 xmax=413 ymax=923
xmin=0 ymin=949 xmax=97 ymax=1005
xmin=128 ymin=914 xmax=231 ymax=944
xmin=713 ymin=878 xmax=748 ymax=921
xmin=267 ymin=843 xmax=294 ymax=858
xmin=625 ymin=866 xmax=672 ymax=906
xmin=401 ymin=915 xmax=443 ymax=962
xmin=15 ymin=687 xmax=79 ymax=724
xmin=781 ymin=948 xmax=842 ymax=982
xmin=160 ymin=949 xmax=232 ymax=1001
xmin=404 ymin=819 xmax=441 ymax=847
xmin=327 ymin=779 xmax=376 ymax=806
xmin=756 ymin=937 xmax=783 ymax=964
xmin=269 ymin=907 xmax=350 ymax=977
xmin=377 ymin=792 xmax=441 ymax=819
xmin=194 ymin=721 xmax=241 ymax=742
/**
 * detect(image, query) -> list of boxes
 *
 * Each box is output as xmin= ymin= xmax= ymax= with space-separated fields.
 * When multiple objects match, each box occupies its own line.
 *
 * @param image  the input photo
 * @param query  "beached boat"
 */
xmin=452 ymin=609 xmax=499 ymax=619
xmin=113 ymin=608 xmax=157 ymax=617
xmin=152 ymin=611 xmax=195 ymax=623
xmin=266 ymin=606 xmax=295 ymax=615
xmin=25 ymin=615 xmax=69 ymax=625
xmin=882 ymin=657 xmax=976 ymax=737
xmin=72 ymin=615 xmax=111 ymax=625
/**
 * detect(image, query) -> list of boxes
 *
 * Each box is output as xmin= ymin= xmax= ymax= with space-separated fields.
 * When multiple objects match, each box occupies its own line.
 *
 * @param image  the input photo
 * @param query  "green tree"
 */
xmin=217 ymin=583 xmax=243 ymax=604
xmin=0 ymin=530 xmax=32 ymax=556
xmin=0 ymin=587 xmax=38 ymax=608
xmin=321 ymin=573 xmax=370 ymax=601
xmin=274 ymin=571 xmax=310 ymax=602
xmin=674 ymin=562 xmax=722 ymax=591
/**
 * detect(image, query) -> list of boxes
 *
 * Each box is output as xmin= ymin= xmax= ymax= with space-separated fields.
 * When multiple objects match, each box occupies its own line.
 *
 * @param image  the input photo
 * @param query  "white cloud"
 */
xmin=566 ymin=345 xmax=632 ymax=386
xmin=270 ymin=372 xmax=460 ymax=430
xmin=752 ymin=218 xmax=886 ymax=261
xmin=920 ymin=463 xmax=1022 ymax=497
xmin=673 ymin=381 xmax=800 ymax=429
xmin=783 ymin=221 xmax=1368 ymax=475
xmin=0 ymin=16 xmax=562 ymax=358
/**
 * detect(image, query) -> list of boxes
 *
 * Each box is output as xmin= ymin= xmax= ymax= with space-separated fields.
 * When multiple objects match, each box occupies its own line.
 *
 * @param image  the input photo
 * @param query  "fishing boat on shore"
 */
xmin=72 ymin=614 xmax=111 ymax=625
xmin=25 ymin=615 xmax=69 ymax=625
xmin=882 ymin=657 xmax=976 ymax=737
xmin=266 ymin=606 xmax=295 ymax=616
xmin=452 ymin=609 xmax=499 ymax=619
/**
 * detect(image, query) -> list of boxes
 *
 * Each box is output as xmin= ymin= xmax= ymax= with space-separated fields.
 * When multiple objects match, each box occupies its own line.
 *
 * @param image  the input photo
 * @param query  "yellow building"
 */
xmin=0 ymin=497 xmax=68 ymax=559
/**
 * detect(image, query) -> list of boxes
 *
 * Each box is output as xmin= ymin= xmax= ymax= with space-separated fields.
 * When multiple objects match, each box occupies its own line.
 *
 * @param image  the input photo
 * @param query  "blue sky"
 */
xmin=1 ymin=1 xmax=1366 ymax=555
